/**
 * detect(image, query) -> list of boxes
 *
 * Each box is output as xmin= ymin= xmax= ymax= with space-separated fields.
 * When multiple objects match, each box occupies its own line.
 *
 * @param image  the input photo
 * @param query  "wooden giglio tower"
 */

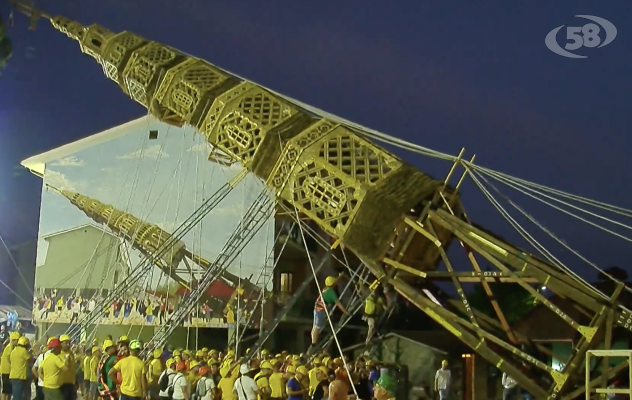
xmin=12 ymin=3 xmax=632 ymax=399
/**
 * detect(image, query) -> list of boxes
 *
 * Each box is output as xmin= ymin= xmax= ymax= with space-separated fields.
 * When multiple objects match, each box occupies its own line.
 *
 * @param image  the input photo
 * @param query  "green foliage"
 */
xmin=467 ymin=275 xmax=538 ymax=324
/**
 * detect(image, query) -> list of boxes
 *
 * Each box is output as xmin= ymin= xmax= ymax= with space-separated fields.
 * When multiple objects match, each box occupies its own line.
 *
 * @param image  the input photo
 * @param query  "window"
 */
xmin=280 ymin=273 xmax=293 ymax=294
xmin=149 ymin=130 xmax=159 ymax=140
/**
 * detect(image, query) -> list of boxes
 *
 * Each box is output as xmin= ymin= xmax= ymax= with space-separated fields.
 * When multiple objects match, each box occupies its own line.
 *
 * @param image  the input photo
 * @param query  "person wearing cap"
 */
xmin=83 ymin=347 xmax=93 ymax=399
xmin=171 ymin=362 xmax=190 ymax=400
xmin=253 ymin=361 xmax=271 ymax=400
xmin=285 ymin=365 xmax=303 ymax=400
xmin=97 ymin=340 xmax=118 ymax=400
xmin=195 ymin=366 xmax=215 ymax=400
xmin=373 ymin=374 xmax=397 ymax=400
xmin=109 ymin=340 xmax=148 ymax=400
xmin=0 ymin=331 xmax=20 ymax=400
xmin=32 ymin=337 xmax=56 ymax=400
xmin=434 ymin=360 xmax=450 ymax=400
xmin=233 ymin=364 xmax=259 ymax=400
xmin=307 ymin=359 xmax=322 ymax=397
xmin=88 ymin=347 xmax=101 ymax=400
xmin=9 ymin=335 xmax=31 ymax=400
xmin=38 ymin=338 xmax=71 ymax=400
xmin=311 ymin=274 xmax=347 ymax=351
xmin=218 ymin=362 xmax=240 ymax=400
xmin=311 ymin=367 xmax=329 ymax=400
xmin=148 ymin=349 xmax=164 ymax=400
xmin=118 ymin=337 xmax=130 ymax=360
xmin=58 ymin=334 xmax=76 ymax=400
xmin=157 ymin=358 xmax=176 ymax=400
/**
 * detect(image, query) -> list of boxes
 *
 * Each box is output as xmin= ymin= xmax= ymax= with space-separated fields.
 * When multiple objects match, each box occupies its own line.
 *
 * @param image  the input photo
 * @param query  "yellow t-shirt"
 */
xmin=148 ymin=359 xmax=163 ymax=384
xmin=40 ymin=353 xmax=67 ymax=389
xmin=89 ymin=357 xmax=99 ymax=383
xmin=218 ymin=375 xmax=237 ymax=400
xmin=254 ymin=372 xmax=269 ymax=400
xmin=113 ymin=355 xmax=147 ymax=397
xmin=269 ymin=372 xmax=285 ymax=398
xmin=83 ymin=356 xmax=93 ymax=382
xmin=308 ymin=368 xmax=319 ymax=396
xmin=60 ymin=350 xmax=76 ymax=384
xmin=9 ymin=346 xmax=30 ymax=380
xmin=0 ymin=343 xmax=14 ymax=375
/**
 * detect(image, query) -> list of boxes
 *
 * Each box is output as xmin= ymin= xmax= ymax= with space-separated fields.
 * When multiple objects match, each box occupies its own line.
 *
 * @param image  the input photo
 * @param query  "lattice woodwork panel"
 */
xmin=101 ymin=32 xmax=147 ymax=83
xmin=137 ymin=225 xmax=186 ymax=265
xmin=85 ymin=199 xmax=105 ymax=217
xmin=154 ymin=59 xmax=229 ymax=125
xmin=122 ymin=43 xmax=179 ymax=106
xmin=51 ymin=16 xmax=86 ymax=42
xmin=266 ymin=119 xmax=337 ymax=193
xmin=201 ymin=83 xmax=295 ymax=167
xmin=316 ymin=126 xmax=401 ymax=186
xmin=279 ymin=157 xmax=365 ymax=238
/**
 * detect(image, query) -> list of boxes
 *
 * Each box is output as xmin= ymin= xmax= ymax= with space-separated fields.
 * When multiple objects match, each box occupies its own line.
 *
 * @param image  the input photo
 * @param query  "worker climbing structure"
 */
xmin=9 ymin=3 xmax=632 ymax=399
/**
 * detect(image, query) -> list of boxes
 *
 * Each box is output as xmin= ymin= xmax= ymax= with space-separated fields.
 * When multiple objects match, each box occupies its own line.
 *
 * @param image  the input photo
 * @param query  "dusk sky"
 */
xmin=1 ymin=0 xmax=631 ymax=282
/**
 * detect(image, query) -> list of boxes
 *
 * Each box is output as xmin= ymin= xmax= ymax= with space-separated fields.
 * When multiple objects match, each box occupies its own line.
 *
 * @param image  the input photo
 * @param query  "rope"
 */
xmin=293 ymin=206 xmax=358 ymax=398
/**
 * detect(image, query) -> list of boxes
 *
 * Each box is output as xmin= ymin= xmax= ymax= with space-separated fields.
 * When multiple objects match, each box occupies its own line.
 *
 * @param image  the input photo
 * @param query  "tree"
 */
xmin=467 ymin=269 xmax=537 ymax=324
xmin=598 ymin=266 xmax=628 ymax=282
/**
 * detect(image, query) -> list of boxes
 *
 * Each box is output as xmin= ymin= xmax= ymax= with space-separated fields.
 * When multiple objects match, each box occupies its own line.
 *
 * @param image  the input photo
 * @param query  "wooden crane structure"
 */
xmin=10 ymin=3 xmax=632 ymax=399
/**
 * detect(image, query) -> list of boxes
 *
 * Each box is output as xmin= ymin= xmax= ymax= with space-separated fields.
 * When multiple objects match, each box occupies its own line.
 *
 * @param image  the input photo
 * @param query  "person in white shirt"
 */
xmin=196 ymin=366 xmax=216 ymax=400
xmin=233 ymin=364 xmax=260 ymax=400
xmin=158 ymin=359 xmax=177 ymax=400
xmin=434 ymin=360 xmax=451 ymax=400
xmin=171 ymin=364 xmax=190 ymax=400
xmin=32 ymin=346 xmax=52 ymax=400
xmin=502 ymin=372 xmax=518 ymax=400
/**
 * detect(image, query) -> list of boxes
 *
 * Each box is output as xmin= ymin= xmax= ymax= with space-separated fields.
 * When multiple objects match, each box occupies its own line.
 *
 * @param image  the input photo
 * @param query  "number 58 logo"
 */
xmin=545 ymin=15 xmax=617 ymax=58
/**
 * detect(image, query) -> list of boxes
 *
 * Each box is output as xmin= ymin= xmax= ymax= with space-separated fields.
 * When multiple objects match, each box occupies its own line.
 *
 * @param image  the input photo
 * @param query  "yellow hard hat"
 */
xmin=325 ymin=276 xmax=336 ymax=287
xmin=313 ymin=358 xmax=322 ymax=365
xmin=9 ymin=332 xmax=20 ymax=340
xmin=173 ymin=350 xmax=181 ymax=356
xmin=297 ymin=365 xmax=308 ymax=375
xmin=92 ymin=346 xmax=100 ymax=354
xmin=366 ymin=360 xmax=377 ymax=367
xmin=17 ymin=336 xmax=29 ymax=346
xmin=275 ymin=353 xmax=282 ymax=358
xmin=59 ymin=334 xmax=71 ymax=342
xmin=183 ymin=350 xmax=192 ymax=356
xmin=292 ymin=355 xmax=300 ymax=361
xmin=166 ymin=358 xmax=176 ymax=369
xmin=118 ymin=336 xmax=129 ymax=342
xmin=261 ymin=349 xmax=268 ymax=355
xmin=286 ymin=365 xmax=296 ymax=374
xmin=261 ymin=361 xmax=273 ymax=369
xmin=319 ymin=366 xmax=328 ymax=375
xmin=102 ymin=340 xmax=115 ymax=352
xmin=154 ymin=349 xmax=162 ymax=359
xmin=47 ymin=337 xmax=58 ymax=345
xmin=196 ymin=350 xmax=204 ymax=357
xmin=442 ymin=360 xmax=448 ymax=366
xmin=190 ymin=361 xmax=199 ymax=369
xmin=246 ymin=348 xmax=251 ymax=354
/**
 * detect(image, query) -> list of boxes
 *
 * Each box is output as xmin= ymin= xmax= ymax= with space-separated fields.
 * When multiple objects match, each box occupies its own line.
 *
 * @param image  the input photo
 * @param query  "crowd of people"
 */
xmin=0 ymin=332 xmax=400 ymax=400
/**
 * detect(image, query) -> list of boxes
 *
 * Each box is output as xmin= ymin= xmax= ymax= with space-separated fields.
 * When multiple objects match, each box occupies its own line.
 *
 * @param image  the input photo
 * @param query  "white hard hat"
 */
xmin=240 ymin=364 xmax=250 ymax=374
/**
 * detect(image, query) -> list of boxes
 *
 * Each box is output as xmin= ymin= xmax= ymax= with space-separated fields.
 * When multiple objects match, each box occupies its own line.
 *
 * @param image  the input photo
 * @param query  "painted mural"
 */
xmin=32 ymin=116 xmax=274 ymax=328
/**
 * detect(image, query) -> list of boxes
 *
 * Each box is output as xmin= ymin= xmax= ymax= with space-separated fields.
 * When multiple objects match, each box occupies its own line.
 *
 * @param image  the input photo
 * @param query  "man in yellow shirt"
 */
xmin=59 ymin=334 xmax=76 ymax=400
xmin=253 ymin=361 xmax=271 ymax=400
xmin=267 ymin=361 xmax=285 ymax=400
xmin=39 ymin=338 xmax=71 ymax=400
xmin=147 ymin=349 xmax=163 ymax=400
xmin=88 ymin=346 xmax=101 ymax=400
xmin=1 ymin=331 xmax=20 ymax=400
xmin=10 ymin=336 xmax=31 ymax=400
xmin=83 ymin=348 xmax=93 ymax=400
xmin=109 ymin=340 xmax=148 ymax=400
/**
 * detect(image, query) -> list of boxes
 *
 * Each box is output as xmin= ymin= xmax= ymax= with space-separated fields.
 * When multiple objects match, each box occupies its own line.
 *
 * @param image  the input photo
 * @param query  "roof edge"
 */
xmin=21 ymin=115 xmax=151 ymax=176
